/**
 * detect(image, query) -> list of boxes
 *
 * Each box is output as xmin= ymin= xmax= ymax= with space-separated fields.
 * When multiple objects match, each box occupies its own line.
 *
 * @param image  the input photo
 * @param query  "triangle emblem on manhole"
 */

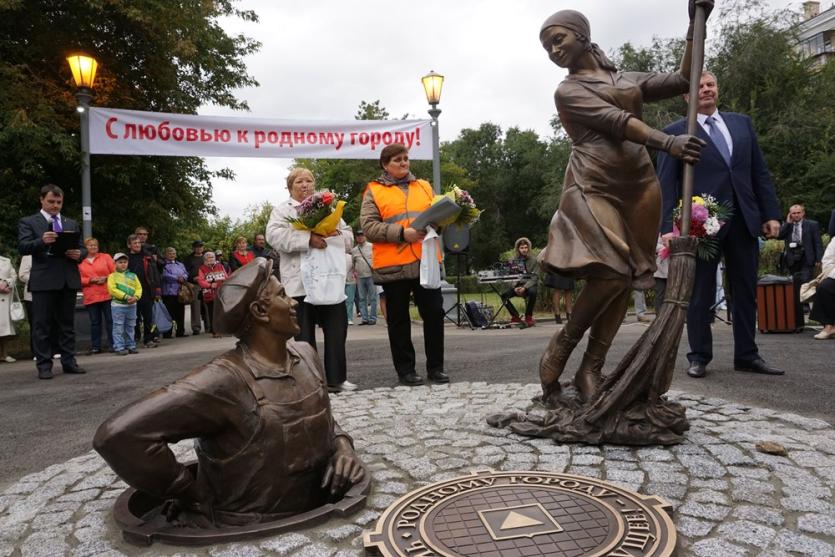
xmin=500 ymin=511 xmax=544 ymax=530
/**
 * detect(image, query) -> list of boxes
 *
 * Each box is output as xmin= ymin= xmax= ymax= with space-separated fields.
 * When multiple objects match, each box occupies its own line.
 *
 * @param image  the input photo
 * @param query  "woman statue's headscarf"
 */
xmin=540 ymin=10 xmax=618 ymax=73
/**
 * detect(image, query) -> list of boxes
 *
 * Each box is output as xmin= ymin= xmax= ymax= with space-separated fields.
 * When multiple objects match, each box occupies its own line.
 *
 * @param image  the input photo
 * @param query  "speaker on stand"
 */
xmin=443 ymin=224 xmax=472 ymax=328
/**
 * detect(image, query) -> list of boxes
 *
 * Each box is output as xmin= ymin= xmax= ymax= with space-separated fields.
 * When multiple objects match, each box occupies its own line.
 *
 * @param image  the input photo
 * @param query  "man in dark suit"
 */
xmin=657 ymin=71 xmax=784 ymax=378
xmin=779 ymin=204 xmax=823 ymax=284
xmin=18 ymin=184 xmax=87 ymax=379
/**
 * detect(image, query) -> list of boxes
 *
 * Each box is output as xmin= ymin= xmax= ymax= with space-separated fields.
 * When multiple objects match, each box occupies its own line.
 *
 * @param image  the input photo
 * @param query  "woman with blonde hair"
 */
xmin=266 ymin=168 xmax=355 ymax=392
xmin=229 ymin=236 xmax=254 ymax=272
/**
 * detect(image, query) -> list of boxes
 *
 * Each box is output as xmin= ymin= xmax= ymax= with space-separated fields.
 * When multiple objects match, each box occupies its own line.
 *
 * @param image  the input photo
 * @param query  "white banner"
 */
xmin=89 ymin=107 xmax=432 ymax=160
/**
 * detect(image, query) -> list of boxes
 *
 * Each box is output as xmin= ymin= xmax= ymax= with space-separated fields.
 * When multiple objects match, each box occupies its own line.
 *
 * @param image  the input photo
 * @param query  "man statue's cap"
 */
xmin=212 ymin=257 xmax=274 ymax=336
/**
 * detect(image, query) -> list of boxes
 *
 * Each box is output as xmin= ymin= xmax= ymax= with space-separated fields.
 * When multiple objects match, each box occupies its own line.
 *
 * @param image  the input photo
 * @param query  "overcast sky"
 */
xmin=201 ymin=0 xmax=799 ymax=220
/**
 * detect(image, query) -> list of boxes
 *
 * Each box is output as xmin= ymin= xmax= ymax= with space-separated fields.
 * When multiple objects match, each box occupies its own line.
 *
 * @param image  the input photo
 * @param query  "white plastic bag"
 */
xmin=301 ymin=236 xmax=348 ymax=305
xmin=419 ymin=227 xmax=442 ymax=290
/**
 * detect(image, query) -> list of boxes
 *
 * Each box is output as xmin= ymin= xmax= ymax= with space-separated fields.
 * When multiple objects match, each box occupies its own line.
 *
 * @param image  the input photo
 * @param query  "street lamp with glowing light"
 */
xmin=66 ymin=53 xmax=98 ymax=238
xmin=421 ymin=71 xmax=444 ymax=194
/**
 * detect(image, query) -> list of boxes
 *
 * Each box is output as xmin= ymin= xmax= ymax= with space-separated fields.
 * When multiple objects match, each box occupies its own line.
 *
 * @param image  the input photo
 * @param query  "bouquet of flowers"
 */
xmin=664 ymin=194 xmax=731 ymax=260
xmin=285 ymin=191 xmax=347 ymax=235
xmin=431 ymin=185 xmax=482 ymax=227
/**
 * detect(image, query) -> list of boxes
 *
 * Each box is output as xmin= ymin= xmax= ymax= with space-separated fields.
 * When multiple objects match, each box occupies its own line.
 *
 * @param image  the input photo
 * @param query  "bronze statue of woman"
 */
xmin=538 ymin=1 xmax=713 ymax=405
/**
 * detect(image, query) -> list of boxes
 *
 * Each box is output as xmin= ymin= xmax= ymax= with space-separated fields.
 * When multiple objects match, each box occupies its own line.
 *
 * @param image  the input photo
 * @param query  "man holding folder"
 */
xmin=18 ymin=184 xmax=86 ymax=379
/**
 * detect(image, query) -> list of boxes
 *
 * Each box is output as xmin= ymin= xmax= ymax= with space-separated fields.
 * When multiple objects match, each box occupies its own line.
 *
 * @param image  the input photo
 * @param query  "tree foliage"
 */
xmin=0 ymin=0 xmax=260 ymax=254
xmin=706 ymin=1 xmax=835 ymax=224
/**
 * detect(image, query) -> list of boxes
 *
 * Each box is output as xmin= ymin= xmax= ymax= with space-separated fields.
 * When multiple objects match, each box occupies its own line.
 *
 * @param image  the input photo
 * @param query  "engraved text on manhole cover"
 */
xmin=363 ymin=470 xmax=676 ymax=556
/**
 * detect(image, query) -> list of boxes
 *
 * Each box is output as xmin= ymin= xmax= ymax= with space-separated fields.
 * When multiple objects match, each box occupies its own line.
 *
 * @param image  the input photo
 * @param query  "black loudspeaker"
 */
xmin=444 ymin=223 xmax=470 ymax=253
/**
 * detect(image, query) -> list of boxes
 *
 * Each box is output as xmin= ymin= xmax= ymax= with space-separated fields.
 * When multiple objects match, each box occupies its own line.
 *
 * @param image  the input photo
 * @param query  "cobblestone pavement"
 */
xmin=1 ymin=382 xmax=834 ymax=557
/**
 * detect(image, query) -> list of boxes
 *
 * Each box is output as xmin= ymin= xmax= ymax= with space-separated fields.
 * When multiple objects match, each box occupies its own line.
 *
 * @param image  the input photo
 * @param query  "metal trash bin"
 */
xmin=73 ymin=293 xmax=92 ymax=348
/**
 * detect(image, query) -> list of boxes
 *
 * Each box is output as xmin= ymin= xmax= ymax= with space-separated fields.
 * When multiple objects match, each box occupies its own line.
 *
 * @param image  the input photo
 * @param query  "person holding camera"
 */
xmin=780 ymin=205 xmax=823 ymax=285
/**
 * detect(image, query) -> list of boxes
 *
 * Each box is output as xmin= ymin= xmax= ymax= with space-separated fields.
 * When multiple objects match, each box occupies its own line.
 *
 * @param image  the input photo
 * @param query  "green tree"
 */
xmin=706 ymin=1 xmax=834 ymax=224
xmin=0 ymin=1 xmax=260 ymax=253
xmin=444 ymin=123 xmax=554 ymax=269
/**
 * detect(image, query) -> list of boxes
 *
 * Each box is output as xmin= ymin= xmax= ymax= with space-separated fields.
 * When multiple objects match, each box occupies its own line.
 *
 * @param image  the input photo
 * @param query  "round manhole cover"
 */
xmin=364 ymin=470 xmax=676 ymax=556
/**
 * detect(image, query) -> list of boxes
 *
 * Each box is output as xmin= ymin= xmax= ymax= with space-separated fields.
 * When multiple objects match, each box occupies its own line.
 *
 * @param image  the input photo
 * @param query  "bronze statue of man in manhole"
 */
xmin=93 ymin=259 xmax=369 ymax=546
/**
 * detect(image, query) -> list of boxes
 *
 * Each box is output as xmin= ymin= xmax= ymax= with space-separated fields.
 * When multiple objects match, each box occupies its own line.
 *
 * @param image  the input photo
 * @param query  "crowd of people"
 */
xmin=3 ymin=184 xmax=297 ymax=378
xmin=3 ymin=127 xmax=832 ymax=389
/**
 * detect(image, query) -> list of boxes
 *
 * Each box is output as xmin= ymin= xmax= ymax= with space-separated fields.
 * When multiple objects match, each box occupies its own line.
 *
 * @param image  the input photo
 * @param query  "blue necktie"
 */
xmin=706 ymin=116 xmax=731 ymax=166
xmin=51 ymin=215 xmax=63 ymax=233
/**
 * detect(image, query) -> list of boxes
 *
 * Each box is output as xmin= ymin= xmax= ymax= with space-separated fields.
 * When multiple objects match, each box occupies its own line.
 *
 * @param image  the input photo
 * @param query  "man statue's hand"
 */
xmin=689 ymin=0 xmax=715 ymax=21
xmin=322 ymin=441 xmax=365 ymax=497
xmin=162 ymin=476 xmax=214 ymax=525
xmin=762 ymin=220 xmax=780 ymax=239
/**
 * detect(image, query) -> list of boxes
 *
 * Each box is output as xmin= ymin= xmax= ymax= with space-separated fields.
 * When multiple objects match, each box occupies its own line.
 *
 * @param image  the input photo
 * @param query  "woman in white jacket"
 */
xmin=811 ymin=239 xmax=835 ymax=339
xmin=266 ymin=168 xmax=355 ymax=391
xmin=0 ymin=254 xmax=18 ymax=363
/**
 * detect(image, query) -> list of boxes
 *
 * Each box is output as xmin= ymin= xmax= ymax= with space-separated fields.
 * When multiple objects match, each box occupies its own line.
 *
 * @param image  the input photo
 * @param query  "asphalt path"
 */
xmin=1 ymin=317 xmax=832 ymax=490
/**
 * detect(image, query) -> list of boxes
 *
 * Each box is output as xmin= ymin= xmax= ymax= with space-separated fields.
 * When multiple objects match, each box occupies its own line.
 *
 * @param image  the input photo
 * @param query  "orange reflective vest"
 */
xmin=366 ymin=180 xmax=442 ymax=269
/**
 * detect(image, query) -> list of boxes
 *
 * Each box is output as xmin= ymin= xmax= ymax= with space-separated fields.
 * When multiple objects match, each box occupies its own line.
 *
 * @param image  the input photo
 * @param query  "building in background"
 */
xmin=798 ymin=1 xmax=835 ymax=67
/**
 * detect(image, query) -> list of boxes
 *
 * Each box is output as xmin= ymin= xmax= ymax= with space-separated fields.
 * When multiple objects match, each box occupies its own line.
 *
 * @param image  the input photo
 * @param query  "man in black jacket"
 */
xmin=127 ymin=234 xmax=161 ymax=348
xmin=17 ymin=184 xmax=86 ymax=379
xmin=779 ymin=204 xmax=824 ymax=285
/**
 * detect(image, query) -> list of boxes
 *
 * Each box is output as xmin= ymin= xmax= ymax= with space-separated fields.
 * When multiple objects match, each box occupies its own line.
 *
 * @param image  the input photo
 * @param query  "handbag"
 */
xmin=10 ymin=285 xmax=25 ymax=322
xmin=300 ymin=236 xmax=348 ymax=305
xmin=800 ymin=272 xmax=824 ymax=303
xmin=177 ymin=282 xmax=194 ymax=305
xmin=419 ymin=227 xmax=442 ymax=290
xmin=152 ymin=299 xmax=173 ymax=334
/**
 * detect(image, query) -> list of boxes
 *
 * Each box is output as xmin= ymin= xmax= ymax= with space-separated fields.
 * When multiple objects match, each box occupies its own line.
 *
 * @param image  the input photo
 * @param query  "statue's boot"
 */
xmin=539 ymin=328 xmax=580 ymax=404
xmin=573 ymin=335 xmax=608 ymax=403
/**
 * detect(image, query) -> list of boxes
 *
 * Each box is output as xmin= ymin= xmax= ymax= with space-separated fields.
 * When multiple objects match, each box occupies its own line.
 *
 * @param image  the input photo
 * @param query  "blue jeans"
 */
xmin=112 ymin=304 xmax=137 ymax=352
xmin=345 ymin=283 xmax=357 ymax=322
xmin=356 ymin=276 xmax=377 ymax=323
xmin=86 ymin=300 xmax=112 ymax=350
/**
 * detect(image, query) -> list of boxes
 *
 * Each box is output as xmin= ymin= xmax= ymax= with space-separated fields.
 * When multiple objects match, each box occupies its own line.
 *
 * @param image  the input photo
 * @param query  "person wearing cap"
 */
xmin=107 ymin=252 xmax=142 ymax=355
xmin=185 ymin=240 xmax=207 ymax=335
xmin=351 ymin=230 xmax=376 ymax=325
xmin=94 ymin=258 xmax=365 ymax=527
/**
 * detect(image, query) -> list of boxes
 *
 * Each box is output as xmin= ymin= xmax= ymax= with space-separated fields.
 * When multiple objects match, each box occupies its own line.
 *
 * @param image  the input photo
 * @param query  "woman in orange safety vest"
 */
xmin=360 ymin=143 xmax=447 ymax=387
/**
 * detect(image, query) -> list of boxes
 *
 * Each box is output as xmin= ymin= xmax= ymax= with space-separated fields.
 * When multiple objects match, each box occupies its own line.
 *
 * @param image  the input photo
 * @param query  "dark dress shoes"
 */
xmin=398 ymin=373 xmax=425 ymax=386
xmin=687 ymin=362 xmax=707 ymax=378
xmin=38 ymin=369 xmax=54 ymax=380
xmin=63 ymin=365 xmax=87 ymax=375
xmin=428 ymin=371 xmax=450 ymax=384
xmin=735 ymin=358 xmax=785 ymax=375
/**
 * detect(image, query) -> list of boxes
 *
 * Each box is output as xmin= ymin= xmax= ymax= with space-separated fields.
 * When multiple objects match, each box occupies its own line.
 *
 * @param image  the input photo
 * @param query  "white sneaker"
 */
xmin=329 ymin=381 xmax=358 ymax=392
xmin=3 ymin=356 xmax=15 ymax=363
xmin=348 ymin=320 xmax=354 ymax=325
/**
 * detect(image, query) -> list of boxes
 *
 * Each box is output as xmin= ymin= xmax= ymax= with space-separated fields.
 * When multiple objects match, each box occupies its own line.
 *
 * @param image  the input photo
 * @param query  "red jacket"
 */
xmin=197 ymin=263 xmax=228 ymax=302
xmin=78 ymin=253 xmax=116 ymax=305
xmin=230 ymin=250 xmax=255 ymax=271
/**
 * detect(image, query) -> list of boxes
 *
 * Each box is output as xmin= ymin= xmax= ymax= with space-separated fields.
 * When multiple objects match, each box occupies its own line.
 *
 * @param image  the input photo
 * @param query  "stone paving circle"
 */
xmin=1 ymin=382 xmax=834 ymax=556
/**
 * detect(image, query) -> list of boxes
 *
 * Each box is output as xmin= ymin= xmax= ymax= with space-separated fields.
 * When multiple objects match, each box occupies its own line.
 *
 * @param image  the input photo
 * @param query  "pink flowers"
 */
xmin=666 ymin=194 xmax=731 ymax=260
